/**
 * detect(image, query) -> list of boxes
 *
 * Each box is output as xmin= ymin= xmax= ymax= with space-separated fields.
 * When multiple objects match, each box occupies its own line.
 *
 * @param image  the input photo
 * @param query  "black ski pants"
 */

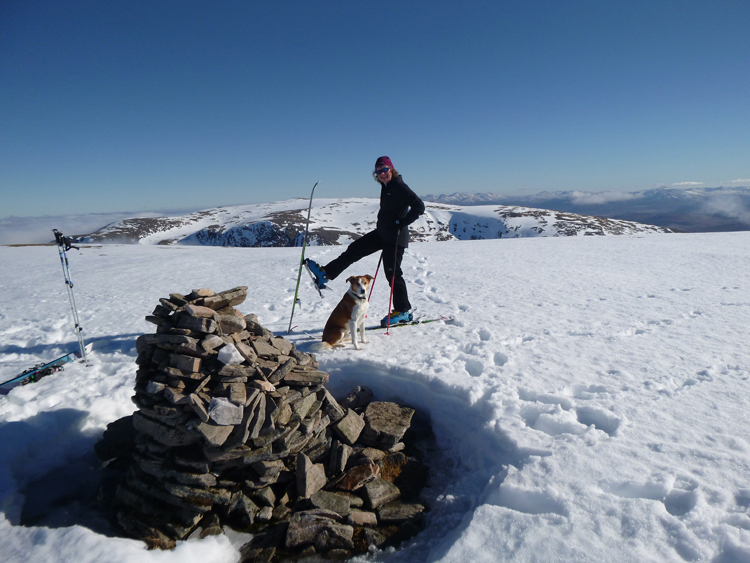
xmin=323 ymin=230 xmax=411 ymax=312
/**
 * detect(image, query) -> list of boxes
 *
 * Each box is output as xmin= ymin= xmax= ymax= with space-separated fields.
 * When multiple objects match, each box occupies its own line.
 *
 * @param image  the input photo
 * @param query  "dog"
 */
xmin=310 ymin=275 xmax=373 ymax=351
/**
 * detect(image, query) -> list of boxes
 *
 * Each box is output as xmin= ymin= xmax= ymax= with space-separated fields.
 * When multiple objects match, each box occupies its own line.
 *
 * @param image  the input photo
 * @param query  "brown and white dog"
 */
xmin=310 ymin=275 xmax=373 ymax=351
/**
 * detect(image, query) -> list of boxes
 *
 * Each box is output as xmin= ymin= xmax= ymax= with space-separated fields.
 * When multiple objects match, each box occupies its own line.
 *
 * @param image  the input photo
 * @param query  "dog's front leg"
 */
xmin=349 ymin=319 xmax=360 ymax=350
xmin=358 ymin=303 xmax=369 ymax=345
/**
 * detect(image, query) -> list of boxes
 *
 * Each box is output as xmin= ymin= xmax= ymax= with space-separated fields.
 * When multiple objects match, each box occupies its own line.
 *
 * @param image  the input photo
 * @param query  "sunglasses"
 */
xmin=375 ymin=167 xmax=391 ymax=175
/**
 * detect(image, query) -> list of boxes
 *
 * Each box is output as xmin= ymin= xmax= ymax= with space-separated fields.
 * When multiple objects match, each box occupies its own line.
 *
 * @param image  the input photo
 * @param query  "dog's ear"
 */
xmin=365 ymin=275 xmax=373 ymax=282
xmin=346 ymin=276 xmax=354 ymax=284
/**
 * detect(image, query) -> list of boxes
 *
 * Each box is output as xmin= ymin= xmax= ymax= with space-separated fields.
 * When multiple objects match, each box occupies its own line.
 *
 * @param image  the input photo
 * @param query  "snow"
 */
xmin=1 ymin=231 xmax=750 ymax=562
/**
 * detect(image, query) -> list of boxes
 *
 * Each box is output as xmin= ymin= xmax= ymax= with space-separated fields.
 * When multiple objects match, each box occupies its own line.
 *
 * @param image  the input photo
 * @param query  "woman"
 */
xmin=306 ymin=156 xmax=425 ymax=327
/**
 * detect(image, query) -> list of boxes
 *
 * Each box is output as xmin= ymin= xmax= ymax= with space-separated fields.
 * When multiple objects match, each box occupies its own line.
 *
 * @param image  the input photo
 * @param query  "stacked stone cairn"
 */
xmin=106 ymin=286 xmax=430 ymax=559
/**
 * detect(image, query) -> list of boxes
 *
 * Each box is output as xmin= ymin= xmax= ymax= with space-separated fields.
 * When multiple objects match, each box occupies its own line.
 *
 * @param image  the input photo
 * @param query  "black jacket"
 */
xmin=376 ymin=174 xmax=425 ymax=247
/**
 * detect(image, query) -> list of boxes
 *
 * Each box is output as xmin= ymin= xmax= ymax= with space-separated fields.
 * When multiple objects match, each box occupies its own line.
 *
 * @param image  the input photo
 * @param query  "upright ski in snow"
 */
xmin=288 ymin=181 xmax=321 ymax=333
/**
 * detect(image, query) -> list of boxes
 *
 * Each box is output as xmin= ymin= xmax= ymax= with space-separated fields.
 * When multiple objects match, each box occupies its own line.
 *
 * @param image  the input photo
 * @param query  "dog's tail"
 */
xmin=309 ymin=341 xmax=333 ymax=352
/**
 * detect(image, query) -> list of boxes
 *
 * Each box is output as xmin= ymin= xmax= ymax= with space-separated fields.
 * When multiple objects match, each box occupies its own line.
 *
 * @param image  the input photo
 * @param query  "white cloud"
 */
xmin=672 ymin=182 xmax=704 ymax=186
xmin=0 ymin=212 xmax=157 ymax=245
xmin=729 ymin=179 xmax=750 ymax=184
xmin=702 ymin=194 xmax=750 ymax=223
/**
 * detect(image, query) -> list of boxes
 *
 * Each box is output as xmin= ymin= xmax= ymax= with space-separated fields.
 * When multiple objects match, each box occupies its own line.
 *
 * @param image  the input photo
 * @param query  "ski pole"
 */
xmin=288 ymin=181 xmax=320 ymax=333
xmin=368 ymin=253 xmax=382 ymax=302
xmin=385 ymin=230 xmax=401 ymax=335
xmin=52 ymin=229 xmax=88 ymax=365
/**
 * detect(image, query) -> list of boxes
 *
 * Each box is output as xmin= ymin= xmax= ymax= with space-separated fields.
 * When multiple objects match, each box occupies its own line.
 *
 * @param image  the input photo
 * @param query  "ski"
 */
xmin=0 ymin=350 xmax=78 ymax=389
xmin=288 ymin=181 xmax=321 ymax=333
xmin=365 ymin=315 xmax=455 ymax=331
xmin=0 ymin=338 xmax=103 ymax=391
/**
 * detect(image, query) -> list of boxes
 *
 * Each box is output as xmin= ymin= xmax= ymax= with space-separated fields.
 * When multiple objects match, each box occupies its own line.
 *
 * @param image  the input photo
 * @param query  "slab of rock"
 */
xmin=332 ymin=409 xmax=365 ymax=446
xmin=251 ymin=460 xmax=285 ymax=483
xmin=235 ymin=341 xmax=258 ymax=363
xmin=186 ymin=304 xmax=217 ymax=318
xmin=321 ymin=388 xmax=346 ymax=422
xmin=283 ymin=370 xmax=328 ymax=386
xmin=195 ymin=421 xmax=234 ymax=447
xmin=132 ymin=412 xmax=200 ymax=447
xmin=377 ymin=502 xmax=425 ymax=524
xmin=249 ymin=379 xmax=275 ymax=393
xmin=271 ymin=337 xmax=294 ymax=356
xmin=169 ymin=354 xmax=201 ymax=373
xmin=362 ymin=478 xmax=401 ymax=509
xmin=218 ymin=314 xmax=246 ymax=334
xmin=329 ymin=440 xmax=353 ymax=476
xmin=360 ymin=402 xmax=415 ymax=449
xmin=251 ymin=339 xmax=280 ymax=358
xmin=296 ymin=453 xmax=326 ymax=499
xmin=268 ymin=358 xmax=296 ymax=384
xmin=336 ymin=462 xmax=379 ymax=492
xmin=200 ymin=334 xmax=224 ymax=352
xmin=347 ymin=510 xmax=378 ymax=527
xmin=177 ymin=315 xmax=217 ymax=334
xmin=285 ymin=511 xmax=353 ymax=550
xmin=310 ymin=490 xmax=351 ymax=515
xmin=164 ymin=387 xmax=189 ymax=405
xmin=291 ymin=393 xmax=318 ymax=421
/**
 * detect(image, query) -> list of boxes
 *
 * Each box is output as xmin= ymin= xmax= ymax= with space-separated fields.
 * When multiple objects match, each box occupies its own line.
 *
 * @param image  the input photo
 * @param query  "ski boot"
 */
xmin=304 ymin=259 xmax=329 ymax=289
xmin=380 ymin=310 xmax=413 ymax=327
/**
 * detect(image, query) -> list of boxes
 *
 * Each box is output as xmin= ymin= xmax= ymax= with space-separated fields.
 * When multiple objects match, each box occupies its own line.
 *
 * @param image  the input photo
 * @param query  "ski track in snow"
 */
xmin=1 ymin=233 xmax=750 ymax=563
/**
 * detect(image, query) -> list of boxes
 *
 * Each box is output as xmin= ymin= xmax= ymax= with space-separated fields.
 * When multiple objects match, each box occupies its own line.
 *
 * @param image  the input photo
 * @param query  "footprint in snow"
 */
xmin=517 ymin=390 xmax=622 ymax=437
xmin=494 ymin=352 xmax=509 ymax=366
xmin=485 ymin=484 xmax=569 ymax=518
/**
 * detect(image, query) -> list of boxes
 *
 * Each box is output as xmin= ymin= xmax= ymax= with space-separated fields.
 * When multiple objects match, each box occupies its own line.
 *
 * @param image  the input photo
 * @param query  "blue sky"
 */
xmin=2 ymin=0 xmax=749 ymax=218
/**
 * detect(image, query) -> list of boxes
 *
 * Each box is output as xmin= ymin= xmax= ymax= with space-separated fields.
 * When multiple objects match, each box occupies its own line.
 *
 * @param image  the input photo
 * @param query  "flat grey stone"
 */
xmin=195 ymin=421 xmax=234 ymax=447
xmin=332 ymin=409 xmax=365 ymax=446
xmin=362 ymin=478 xmax=401 ymax=509
xmin=296 ymin=453 xmax=326 ymax=499
xmin=377 ymin=502 xmax=425 ymax=524
xmin=360 ymin=402 xmax=415 ymax=449
xmin=132 ymin=412 xmax=200 ymax=447
xmin=310 ymin=490 xmax=351 ymax=515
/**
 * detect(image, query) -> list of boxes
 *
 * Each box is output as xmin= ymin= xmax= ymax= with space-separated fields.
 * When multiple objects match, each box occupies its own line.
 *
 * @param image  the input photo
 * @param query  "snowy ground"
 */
xmin=1 ymin=232 xmax=749 ymax=563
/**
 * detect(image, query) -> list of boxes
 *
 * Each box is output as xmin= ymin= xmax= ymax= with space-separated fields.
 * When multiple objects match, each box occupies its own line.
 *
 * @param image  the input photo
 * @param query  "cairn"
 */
xmin=101 ymin=287 xmax=429 ymax=559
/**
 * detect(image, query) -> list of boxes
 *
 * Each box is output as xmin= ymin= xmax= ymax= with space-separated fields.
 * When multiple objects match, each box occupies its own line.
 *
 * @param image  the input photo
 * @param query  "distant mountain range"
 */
xmin=422 ymin=186 xmax=750 ymax=233
xmin=74 ymin=198 xmax=671 ymax=247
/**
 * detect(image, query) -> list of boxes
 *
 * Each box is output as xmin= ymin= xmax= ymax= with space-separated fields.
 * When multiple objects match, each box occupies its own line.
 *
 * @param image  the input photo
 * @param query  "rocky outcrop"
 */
xmin=97 ymin=289 xmax=430 ymax=558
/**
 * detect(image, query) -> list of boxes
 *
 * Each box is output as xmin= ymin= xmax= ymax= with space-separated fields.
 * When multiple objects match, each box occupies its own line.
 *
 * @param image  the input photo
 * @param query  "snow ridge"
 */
xmin=75 ymin=198 xmax=671 ymax=246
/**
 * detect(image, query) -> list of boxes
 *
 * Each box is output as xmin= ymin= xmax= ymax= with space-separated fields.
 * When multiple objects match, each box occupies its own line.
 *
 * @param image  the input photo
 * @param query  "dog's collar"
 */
xmin=347 ymin=287 xmax=367 ymax=301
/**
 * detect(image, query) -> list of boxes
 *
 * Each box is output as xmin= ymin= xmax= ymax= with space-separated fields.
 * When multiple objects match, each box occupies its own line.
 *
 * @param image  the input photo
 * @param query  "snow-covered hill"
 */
xmin=1 ymin=232 xmax=749 ymax=563
xmin=73 ymin=198 xmax=671 ymax=246
xmin=423 ymin=186 xmax=750 ymax=233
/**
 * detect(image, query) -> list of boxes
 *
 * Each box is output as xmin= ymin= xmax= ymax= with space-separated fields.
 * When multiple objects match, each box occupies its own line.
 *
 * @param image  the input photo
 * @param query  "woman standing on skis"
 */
xmin=306 ymin=156 xmax=425 ymax=327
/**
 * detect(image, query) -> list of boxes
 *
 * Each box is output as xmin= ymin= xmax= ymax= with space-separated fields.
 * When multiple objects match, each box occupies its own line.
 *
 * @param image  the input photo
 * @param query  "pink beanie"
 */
xmin=375 ymin=156 xmax=393 ymax=169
